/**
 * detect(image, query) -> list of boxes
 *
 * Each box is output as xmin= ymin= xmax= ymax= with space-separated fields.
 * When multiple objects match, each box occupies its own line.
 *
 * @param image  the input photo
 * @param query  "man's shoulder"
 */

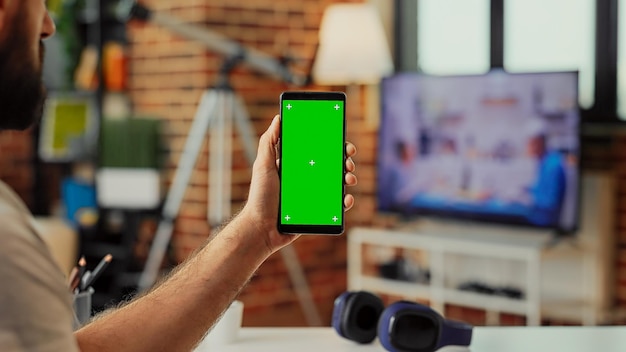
xmin=0 ymin=213 xmax=44 ymax=253
xmin=0 ymin=180 xmax=31 ymax=215
xmin=0 ymin=182 xmax=62 ymax=288
xmin=0 ymin=213 xmax=79 ymax=351
xmin=0 ymin=185 xmax=77 ymax=350
xmin=0 ymin=179 xmax=47 ymax=247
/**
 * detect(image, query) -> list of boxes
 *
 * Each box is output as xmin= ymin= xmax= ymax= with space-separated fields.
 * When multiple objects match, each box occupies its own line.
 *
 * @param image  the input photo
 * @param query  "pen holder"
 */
xmin=73 ymin=287 xmax=94 ymax=330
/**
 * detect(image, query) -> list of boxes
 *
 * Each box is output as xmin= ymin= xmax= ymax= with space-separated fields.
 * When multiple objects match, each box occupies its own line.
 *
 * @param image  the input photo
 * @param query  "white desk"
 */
xmin=209 ymin=327 xmax=626 ymax=352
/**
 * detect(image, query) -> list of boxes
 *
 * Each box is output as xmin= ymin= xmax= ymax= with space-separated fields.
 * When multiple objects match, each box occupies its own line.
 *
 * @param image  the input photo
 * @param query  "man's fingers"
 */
xmin=344 ymin=194 xmax=355 ymax=212
xmin=345 ymin=172 xmax=357 ymax=186
xmin=259 ymin=115 xmax=280 ymax=157
xmin=346 ymin=157 xmax=355 ymax=173
xmin=346 ymin=142 xmax=356 ymax=157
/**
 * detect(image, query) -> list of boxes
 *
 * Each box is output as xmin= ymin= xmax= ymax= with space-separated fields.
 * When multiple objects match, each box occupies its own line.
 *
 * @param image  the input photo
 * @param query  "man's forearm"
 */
xmin=75 ymin=212 xmax=271 ymax=352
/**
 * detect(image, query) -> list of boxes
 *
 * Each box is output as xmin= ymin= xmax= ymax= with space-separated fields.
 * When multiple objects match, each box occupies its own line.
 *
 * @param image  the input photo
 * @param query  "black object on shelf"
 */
xmin=377 ymin=257 xmax=431 ymax=284
xmin=457 ymin=281 xmax=525 ymax=300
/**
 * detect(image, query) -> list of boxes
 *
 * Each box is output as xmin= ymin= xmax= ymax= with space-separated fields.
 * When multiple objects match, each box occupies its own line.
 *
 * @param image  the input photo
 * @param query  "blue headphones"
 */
xmin=332 ymin=291 xmax=473 ymax=352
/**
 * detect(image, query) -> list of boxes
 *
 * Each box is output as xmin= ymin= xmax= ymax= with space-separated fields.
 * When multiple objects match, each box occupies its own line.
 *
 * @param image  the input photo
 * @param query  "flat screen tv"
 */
xmin=377 ymin=70 xmax=580 ymax=234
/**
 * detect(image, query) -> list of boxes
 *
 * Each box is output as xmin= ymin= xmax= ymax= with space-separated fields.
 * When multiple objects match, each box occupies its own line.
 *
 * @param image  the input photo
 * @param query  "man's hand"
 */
xmin=241 ymin=115 xmax=358 ymax=255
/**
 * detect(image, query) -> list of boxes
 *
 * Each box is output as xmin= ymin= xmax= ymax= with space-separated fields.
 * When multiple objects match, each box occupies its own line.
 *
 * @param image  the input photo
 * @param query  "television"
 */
xmin=377 ymin=70 xmax=580 ymax=234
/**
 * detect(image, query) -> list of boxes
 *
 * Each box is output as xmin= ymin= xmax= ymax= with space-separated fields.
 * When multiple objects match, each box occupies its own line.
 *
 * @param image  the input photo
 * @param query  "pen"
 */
xmin=83 ymin=254 xmax=113 ymax=290
xmin=74 ymin=256 xmax=87 ymax=293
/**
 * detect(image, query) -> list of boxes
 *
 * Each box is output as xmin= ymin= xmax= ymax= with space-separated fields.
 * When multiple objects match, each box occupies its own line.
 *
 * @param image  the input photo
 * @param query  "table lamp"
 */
xmin=312 ymin=3 xmax=393 ymax=125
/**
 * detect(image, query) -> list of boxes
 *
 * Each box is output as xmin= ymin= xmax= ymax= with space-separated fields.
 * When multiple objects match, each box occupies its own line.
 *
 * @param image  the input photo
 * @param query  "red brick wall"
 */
xmin=614 ymin=138 xmax=626 ymax=309
xmin=126 ymin=0 xmax=369 ymax=326
xmin=125 ymin=0 xmax=626 ymax=327
xmin=580 ymin=136 xmax=626 ymax=314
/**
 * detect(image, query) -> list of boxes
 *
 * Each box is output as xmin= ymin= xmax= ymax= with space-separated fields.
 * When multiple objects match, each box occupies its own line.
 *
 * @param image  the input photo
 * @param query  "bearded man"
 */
xmin=0 ymin=1 xmax=358 ymax=351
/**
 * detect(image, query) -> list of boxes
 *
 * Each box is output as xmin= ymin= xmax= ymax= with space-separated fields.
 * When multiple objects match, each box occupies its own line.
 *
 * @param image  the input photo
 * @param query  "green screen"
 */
xmin=280 ymin=98 xmax=345 ymax=226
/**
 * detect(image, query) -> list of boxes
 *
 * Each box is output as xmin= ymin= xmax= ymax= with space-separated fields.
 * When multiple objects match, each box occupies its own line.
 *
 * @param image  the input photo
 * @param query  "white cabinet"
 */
xmin=347 ymin=173 xmax=616 ymax=326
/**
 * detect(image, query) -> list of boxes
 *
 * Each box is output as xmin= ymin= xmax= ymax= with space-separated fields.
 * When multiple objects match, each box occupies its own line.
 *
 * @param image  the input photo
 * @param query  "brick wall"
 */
xmin=580 ymin=135 xmax=626 ymax=314
xmin=613 ymin=137 xmax=626 ymax=309
xmin=126 ymin=0 xmax=369 ymax=327
xmin=125 ymin=0 xmax=626 ymax=327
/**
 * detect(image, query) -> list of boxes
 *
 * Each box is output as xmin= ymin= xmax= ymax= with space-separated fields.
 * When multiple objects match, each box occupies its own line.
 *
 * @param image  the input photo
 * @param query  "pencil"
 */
xmin=68 ymin=266 xmax=79 ymax=292
xmin=76 ymin=256 xmax=87 ymax=292
xmin=83 ymin=254 xmax=113 ymax=290
xmin=80 ymin=270 xmax=92 ymax=291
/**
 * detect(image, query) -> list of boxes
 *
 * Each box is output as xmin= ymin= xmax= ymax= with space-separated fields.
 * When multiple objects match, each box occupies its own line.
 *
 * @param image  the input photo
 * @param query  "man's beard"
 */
xmin=0 ymin=32 xmax=47 ymax=131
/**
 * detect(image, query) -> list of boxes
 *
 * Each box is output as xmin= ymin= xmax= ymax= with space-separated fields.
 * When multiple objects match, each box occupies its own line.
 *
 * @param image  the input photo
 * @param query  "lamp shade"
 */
xmin=312 ymin=3 xmax=394 ymax=85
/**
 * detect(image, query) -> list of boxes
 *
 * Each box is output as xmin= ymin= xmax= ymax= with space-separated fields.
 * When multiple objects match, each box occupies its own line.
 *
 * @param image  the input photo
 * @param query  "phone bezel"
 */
xmin=277 ymin=91 xmax=347 ymax=235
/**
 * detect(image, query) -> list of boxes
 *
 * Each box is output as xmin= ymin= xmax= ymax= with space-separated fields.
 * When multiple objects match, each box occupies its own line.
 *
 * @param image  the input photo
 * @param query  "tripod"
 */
xmin=138 ymin=64 xmax=322 ymax=326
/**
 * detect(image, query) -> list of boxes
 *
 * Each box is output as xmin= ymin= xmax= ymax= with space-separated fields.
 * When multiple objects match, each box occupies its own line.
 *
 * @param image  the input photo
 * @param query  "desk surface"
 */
xmin=207 ymin=326 xmax=626 ymax=352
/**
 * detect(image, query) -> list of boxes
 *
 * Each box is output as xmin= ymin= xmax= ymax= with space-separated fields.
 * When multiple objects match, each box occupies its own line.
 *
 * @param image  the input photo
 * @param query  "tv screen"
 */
xmin=377 ymin=71 xmax=580 ymax=233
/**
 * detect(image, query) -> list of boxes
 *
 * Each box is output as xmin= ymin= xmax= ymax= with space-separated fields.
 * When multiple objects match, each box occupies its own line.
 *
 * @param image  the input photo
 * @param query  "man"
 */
xmin=524 ymin=131 xmax=566 ymax=227
xmin=0 ymin=1 xmax=358 ymax=351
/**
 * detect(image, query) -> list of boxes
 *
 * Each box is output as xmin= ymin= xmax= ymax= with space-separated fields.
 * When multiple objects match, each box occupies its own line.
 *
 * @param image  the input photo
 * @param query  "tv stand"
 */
xmin=544 ymin=232 xmax=580 ymax=250
xmin=348 ymin=172 xmax=616 ymax=326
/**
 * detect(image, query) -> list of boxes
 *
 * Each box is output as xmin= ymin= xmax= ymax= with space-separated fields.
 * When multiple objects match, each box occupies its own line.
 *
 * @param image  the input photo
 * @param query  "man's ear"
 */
xmin=0 ymin=0 xmax=7 ymax=32
xmin=0 ymin=0 xmax=15 ymax=31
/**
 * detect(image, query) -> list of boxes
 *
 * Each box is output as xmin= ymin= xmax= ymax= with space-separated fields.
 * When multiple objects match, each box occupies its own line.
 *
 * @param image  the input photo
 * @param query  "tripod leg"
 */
xmin=139 ymin=90 xmax=220 ymax=292
xmin=280 ymin=246 xmax=324 ymax=326
xmin=232 ymin=95 xmax=323 ymax=326
xmin=208 ymin=90 xmax=233 ymax=226
xmin=232 ymin=95 xmax=258 ymax=165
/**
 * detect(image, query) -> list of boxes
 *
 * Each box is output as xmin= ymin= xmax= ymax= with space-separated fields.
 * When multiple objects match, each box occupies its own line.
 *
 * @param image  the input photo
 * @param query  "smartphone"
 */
xmin=278 ymin=91 xmax=347 ymax=235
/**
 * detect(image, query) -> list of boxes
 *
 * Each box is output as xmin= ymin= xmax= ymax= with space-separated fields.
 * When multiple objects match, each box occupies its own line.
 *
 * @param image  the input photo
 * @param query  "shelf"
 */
xmin=348 ymin=174 xmax=616 ymax=326
xmin=349 ymin=226 xmax=551 ymax=260
xmin=442 ymin=289 xmax=529 ymax=316
xmin=356 ymin=275 xmax=530 ymax=316
xmin=348 ymin=227 xmax=544 ymax=325
xmin=540 ymin=300 xmax=596 ymax=322
xmin=356 ymin=276 xmax=431 ymax=299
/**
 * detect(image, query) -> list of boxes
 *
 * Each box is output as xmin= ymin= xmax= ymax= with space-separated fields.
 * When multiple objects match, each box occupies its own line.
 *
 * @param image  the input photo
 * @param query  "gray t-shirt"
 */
xmin=0 ymin=181 xmax=79 ymax=351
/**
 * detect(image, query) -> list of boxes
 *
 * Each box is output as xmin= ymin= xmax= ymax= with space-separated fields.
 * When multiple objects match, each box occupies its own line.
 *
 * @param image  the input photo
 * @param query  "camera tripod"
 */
xmin=117 ymin=0 xmax=318 ymax=325
xmin=138 ymin=68 xmax=322 ymax=326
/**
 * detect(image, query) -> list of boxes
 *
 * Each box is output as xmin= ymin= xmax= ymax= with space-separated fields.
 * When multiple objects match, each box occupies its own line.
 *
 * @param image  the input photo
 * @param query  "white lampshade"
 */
xmin=312 ymin=3 xmax=394 ymax=85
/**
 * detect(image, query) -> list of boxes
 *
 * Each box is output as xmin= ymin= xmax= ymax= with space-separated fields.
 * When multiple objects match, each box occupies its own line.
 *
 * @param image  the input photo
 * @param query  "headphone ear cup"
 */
xmin=332 ymin=291 xmax=384 ymax=344
xmin=332 ymin=291 xmax=353 ymax=339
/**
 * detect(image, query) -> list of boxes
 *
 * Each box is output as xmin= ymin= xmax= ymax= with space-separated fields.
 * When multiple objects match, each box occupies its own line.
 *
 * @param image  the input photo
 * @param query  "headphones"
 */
xmin=332 ymin=291 xmax=473 ymax=352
